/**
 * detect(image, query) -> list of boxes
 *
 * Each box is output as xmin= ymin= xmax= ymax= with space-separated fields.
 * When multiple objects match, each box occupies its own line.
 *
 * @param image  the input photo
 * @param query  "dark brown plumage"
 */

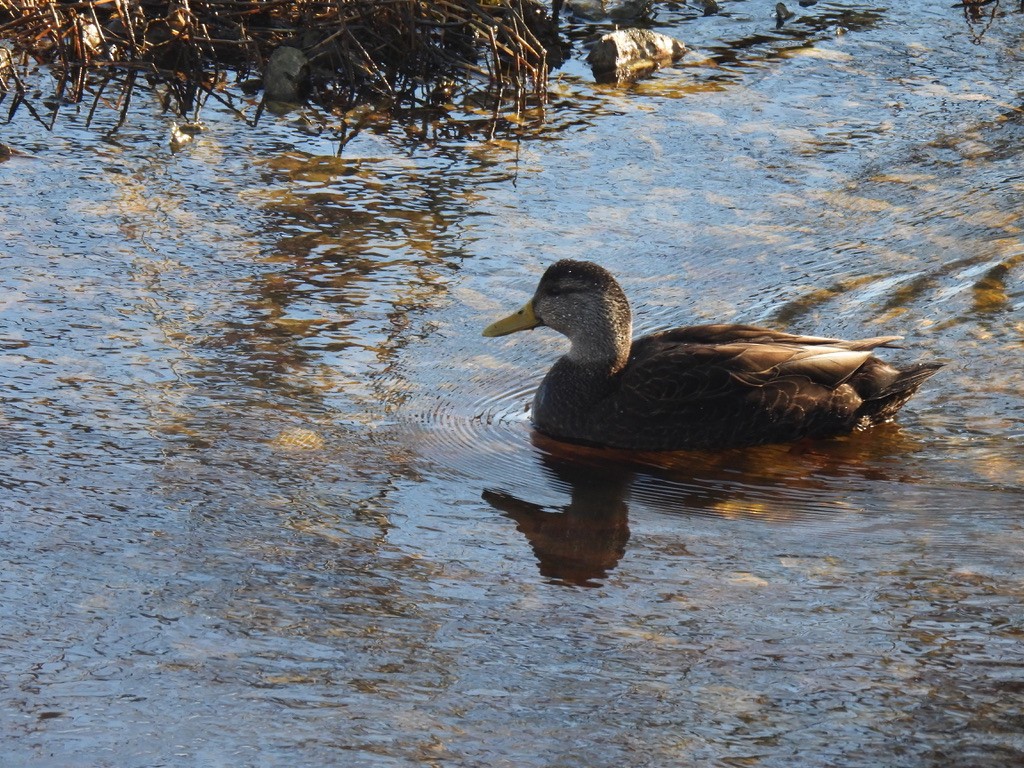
xmin=483 ymin=259 xmax=942 ymax=451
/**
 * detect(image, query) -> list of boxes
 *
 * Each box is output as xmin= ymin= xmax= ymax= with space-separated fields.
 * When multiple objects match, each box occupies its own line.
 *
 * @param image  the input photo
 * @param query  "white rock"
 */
xmin=586 ymin=28 xmax=686 ymax=81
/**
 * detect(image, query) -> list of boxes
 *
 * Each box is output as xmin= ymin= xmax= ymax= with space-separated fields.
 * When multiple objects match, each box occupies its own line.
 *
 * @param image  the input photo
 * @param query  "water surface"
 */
xmin=2 ymin=1 xmax=1023 ymax=765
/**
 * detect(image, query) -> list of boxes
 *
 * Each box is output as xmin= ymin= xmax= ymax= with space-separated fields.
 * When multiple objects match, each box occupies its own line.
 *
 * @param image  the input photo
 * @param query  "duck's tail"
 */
xmin=857 ymin=362 xmax=944 ymax=425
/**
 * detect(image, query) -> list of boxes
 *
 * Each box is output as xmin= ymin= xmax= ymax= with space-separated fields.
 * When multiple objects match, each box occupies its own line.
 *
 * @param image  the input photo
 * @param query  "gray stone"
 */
xmin=264 ymin=46 xmax=310 ymax=103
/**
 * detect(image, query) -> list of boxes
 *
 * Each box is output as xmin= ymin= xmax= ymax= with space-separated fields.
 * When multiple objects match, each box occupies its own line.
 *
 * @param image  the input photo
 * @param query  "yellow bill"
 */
xmin=482 ymin=300 xmax=540 ymax=337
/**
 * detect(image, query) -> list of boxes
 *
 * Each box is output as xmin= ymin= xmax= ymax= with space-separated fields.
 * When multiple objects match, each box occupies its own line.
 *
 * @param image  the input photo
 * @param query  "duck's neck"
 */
xmin=565 ymin=313 xmax=632 ymax=374
xmin=534 ymin=316 xmax=631 ymax=444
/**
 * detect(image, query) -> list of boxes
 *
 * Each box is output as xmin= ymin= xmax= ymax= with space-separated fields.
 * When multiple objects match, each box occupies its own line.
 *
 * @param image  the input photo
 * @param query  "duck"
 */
xmin=482 ymin=259 xmax=942 ymax=451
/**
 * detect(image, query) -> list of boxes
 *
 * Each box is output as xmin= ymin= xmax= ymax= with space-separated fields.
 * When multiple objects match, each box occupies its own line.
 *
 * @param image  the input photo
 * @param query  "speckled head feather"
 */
xmin=532 ymin=260 xmax=633 ymax=369
xmin=538 ymin=261 xmax=626 ymax=307
xmin=542 ymin=259 xmax=618 ymax=285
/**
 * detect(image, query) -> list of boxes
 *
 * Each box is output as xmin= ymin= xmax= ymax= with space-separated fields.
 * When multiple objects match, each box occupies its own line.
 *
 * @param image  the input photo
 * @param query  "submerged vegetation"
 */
xmin=0 ymin=0 xmax=555 ymax=130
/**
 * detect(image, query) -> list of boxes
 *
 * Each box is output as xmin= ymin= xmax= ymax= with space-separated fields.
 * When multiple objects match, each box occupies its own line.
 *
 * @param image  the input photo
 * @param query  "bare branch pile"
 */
xmin=0 ymin=0 xmax=554 ymax=127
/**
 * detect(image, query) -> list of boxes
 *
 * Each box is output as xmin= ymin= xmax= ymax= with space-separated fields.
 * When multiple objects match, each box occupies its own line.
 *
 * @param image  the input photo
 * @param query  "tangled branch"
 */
xmin=0 ymin=0 xmax=554 ymax=128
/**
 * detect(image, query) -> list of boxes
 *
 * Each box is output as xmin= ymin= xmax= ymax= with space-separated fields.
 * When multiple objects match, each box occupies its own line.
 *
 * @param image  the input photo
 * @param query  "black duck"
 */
xmin=482 ymin=259 xmax=942 ymax=451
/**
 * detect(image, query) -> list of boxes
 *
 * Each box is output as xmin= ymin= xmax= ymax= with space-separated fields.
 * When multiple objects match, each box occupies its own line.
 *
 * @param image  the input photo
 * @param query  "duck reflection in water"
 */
xmin=483 ymin=421 xmax=931 ymax=587
xmin=483 ymin=445 xmax=632 ymax=588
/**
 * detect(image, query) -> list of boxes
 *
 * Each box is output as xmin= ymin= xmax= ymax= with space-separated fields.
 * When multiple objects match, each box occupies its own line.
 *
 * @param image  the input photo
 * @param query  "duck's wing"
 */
xmin=620 ymin=337 xmax=875 ymax=405
xmin=643 ymin=323 xmax=903 ymax=351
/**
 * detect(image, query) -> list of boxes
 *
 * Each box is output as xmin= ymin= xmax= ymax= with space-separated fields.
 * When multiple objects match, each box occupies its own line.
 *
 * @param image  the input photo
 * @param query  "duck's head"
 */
xmin=483 ymin=260 xmax=632 ymax=366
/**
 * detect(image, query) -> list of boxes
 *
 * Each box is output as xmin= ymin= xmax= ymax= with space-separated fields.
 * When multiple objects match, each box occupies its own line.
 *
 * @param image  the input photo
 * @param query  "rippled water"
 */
xmin=3 ymin=1 xmax=1024 ymax=765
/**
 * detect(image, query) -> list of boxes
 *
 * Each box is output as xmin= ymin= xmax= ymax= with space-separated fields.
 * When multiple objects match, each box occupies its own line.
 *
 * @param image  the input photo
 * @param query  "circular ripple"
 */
xmin=399 ymin=370 xmax=540 ymax=486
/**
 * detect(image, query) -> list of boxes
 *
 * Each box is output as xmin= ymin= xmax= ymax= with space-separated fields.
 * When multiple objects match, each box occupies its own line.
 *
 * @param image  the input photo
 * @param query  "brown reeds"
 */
xmin=0 ymin=0 xmax=554 ymax=128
